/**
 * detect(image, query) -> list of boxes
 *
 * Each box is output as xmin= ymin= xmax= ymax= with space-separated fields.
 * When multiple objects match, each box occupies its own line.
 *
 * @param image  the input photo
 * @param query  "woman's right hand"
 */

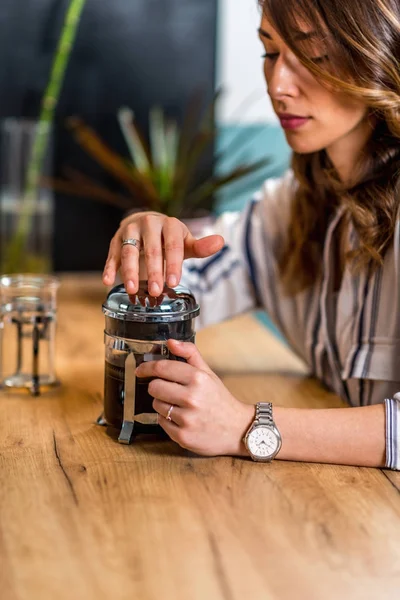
xmin=102 ymin=212 xmax=225 ymax=296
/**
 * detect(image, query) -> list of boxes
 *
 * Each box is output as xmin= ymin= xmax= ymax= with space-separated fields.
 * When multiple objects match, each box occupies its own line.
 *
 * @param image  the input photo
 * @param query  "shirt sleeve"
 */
xmin=180 ymin=171 xmax=296 ymax=333
xmin=347 ymin=217 xmax=400 ymax=470
xmin=180 ymin=199 xmax=262 ymax=330
xmin=385 ymin=392 xmax=400 ymax=470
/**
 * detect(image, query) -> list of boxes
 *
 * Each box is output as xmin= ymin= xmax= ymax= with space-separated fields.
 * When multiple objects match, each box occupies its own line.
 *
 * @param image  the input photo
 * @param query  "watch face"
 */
xmin=247 ymin=426 xmax=279 ymax=459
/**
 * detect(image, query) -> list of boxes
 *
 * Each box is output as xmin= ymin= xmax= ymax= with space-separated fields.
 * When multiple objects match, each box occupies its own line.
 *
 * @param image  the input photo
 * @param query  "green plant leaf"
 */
xmin=183 ymin=158 xmax=269 ymax=210
xmin=67 ymin=117 xmax=160 ymax=209
xmin=149 ymin=107 xmax=174 ymax=200
xmin=149 ymin=107 xmax=168 ymax=170
xmin=60 ymin=89 xmax=271 ymax=219
xmin=165 ymin=120 xmax=178 ymax=181
xmin=171 ymin=89 xmax=222 ymax=215
xmin=42 ymin=169 xmax=133 ymax=210
xmin=118 ymin=107 xmax=151 ymax=173
xmin=171 ymin=128 xmax=216 ymax=215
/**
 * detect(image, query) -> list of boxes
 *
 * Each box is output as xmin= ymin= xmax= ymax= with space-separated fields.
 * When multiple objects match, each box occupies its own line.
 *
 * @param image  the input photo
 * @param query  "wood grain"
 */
xmin=0 ymin=274 xmax=399 ymax=600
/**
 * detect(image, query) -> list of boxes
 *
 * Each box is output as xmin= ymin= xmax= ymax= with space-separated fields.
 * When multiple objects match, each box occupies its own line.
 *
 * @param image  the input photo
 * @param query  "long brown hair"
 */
xmin=260 ymin=0 xmax=400 ymax=294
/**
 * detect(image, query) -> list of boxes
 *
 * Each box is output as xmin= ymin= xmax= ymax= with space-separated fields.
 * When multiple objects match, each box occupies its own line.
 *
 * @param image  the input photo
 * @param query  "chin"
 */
xmin=285 ymin=133 xmax=326 ymax=155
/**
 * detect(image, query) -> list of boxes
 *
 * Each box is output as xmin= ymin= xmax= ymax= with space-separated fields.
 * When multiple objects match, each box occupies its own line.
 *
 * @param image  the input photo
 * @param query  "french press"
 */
xmin=102 ymin=281 xmax=200 ymax=444
xmin=0 ymin=274 xmax=60 ymax=395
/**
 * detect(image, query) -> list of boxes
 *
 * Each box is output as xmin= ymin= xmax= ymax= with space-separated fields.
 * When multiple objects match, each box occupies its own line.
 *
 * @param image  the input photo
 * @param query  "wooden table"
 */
xmin=1 ymin=275 xmax=400 ymax=600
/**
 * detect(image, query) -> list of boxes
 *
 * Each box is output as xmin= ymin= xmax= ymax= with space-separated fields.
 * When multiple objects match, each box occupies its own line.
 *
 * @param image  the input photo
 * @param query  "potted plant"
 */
xmin=47 ymin=93 xmax=269 ymax=234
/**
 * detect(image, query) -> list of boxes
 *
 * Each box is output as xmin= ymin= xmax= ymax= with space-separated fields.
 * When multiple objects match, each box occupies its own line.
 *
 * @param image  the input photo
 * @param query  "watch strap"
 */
xmin=255 ymin=402 xmax=274 ymax=427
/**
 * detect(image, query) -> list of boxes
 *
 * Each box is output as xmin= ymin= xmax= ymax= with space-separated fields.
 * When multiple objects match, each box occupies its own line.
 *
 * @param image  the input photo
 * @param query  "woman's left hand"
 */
xmin=135 ymin=339 xmax=253 ymax=456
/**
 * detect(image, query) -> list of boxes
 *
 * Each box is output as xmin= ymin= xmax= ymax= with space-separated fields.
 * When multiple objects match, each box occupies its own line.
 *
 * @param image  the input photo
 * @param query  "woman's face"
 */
xmin=259 ymin=15 xmax=371 ymax=160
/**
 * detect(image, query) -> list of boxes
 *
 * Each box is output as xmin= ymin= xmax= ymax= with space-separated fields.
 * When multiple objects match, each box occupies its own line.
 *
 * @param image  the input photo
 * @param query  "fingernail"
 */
xmin=168 ymin=275 xmax=177 ymax=287
xmin=150 ymin=282 xmax=160 ymax=296
xmin=126 ymin=280 xmax=135 ymax=293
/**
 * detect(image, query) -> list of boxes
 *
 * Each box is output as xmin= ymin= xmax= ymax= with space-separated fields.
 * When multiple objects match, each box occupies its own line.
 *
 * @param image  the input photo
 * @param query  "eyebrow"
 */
xmin=258 ymin=28 xmax=273 ymax=40
xmin=258 ymin=27 xmax=318 ymax=42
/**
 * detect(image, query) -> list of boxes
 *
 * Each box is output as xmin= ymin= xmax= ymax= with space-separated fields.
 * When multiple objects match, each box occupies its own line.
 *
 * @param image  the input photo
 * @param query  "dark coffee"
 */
xmin=104 ymin=359 xmax=164 ymax=436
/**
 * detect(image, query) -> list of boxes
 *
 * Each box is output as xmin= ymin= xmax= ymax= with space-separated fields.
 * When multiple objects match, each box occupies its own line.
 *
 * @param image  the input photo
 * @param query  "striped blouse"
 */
xmin=181 ymin=171 xmax=400 ymax=470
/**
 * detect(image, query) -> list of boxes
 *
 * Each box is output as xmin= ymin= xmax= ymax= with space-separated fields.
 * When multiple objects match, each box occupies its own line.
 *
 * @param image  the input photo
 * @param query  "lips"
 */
xmin=278 ymin=114 xmax=311 ymax=130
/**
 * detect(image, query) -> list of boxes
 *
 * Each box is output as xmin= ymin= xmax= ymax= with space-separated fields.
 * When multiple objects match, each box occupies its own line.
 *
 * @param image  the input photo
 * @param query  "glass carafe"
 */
xmin=0 ymin=274 xmax=60 ymax=395
xmin=102 ymin=281 xmax=200 ymax=444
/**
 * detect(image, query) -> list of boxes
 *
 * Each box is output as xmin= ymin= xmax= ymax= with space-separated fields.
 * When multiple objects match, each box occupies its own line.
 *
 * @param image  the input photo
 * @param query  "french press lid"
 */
xmin=102 ymin=281 xmax=200 ymax=323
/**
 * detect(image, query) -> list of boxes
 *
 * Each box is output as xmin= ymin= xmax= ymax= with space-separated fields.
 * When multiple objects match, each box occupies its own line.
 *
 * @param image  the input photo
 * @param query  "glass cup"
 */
xmin=0 ymin=274 xmax=60 ymax=395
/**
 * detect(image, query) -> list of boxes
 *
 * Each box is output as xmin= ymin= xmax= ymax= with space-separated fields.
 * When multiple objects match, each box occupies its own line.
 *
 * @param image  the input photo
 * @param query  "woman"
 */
xmin=103 ymin=0 xmax=400 ymax=469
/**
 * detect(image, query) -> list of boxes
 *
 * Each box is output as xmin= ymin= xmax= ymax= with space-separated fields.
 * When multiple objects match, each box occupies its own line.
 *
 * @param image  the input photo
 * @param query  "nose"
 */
xmin=266 ymin=56 xmax=299 ymax=101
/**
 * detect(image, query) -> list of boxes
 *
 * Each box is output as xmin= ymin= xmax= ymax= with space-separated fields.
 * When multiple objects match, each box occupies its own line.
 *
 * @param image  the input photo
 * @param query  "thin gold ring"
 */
xmin=166 ymin=405 xmax=174 ymax=421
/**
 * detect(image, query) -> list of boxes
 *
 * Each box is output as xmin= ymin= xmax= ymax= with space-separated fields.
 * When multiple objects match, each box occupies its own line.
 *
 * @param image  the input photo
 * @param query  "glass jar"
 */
xmin=0 ymin=274 xmax=60 ymax=395
xmin=0 ymin=119 xmax=54 ymax=274
xmin=102 ymin=281 xmax=200 ymax=444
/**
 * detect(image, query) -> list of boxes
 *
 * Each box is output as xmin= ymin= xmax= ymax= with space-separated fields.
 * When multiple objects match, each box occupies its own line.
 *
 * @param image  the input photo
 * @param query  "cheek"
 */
xmin=287 ymin=94 xmax=368 ymax=154
xmin=313 ymin=85 xmax=368 ymax=128
xmin=334 ymin=104 xmax=368 ymax=130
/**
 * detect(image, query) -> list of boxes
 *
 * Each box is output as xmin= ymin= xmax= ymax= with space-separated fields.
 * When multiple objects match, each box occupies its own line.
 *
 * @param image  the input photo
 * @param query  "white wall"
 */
xmin=216 ymin=0 xmax=277 ymax=124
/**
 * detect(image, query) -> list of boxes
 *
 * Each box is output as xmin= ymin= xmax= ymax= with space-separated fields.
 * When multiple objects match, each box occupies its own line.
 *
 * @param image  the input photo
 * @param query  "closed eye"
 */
xmin=262 ymin=51 xmax=329 ymax=65
xmin=262 ymin=52 xmax=279 ymax=61
xmin=311 ymin=54 xmax=329 ymax=64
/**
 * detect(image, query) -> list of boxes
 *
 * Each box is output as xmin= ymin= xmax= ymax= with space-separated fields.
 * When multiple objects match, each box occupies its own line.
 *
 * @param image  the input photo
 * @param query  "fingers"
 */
xmin=136 ymin=342 xmax=212 ymax=381
xmin=162 ymin=217 xmax=185 ymax=288
xmin=102 ymin=235 xmax=120 ymax=287
xmin=148 ymin=379 xmax=187 ymax=407
xmin=142 ymin=215 xmax=164 ymax=296
xmin=103 ymin=211 xmax=225 ymax=297
xmin=188 ymin=234 xmax=225 ymax=259
xmin=157 ymin=413 xmax=181 ymax=443
xmin=103 ymin=222 xmax=141 ymax=294
xmin=167 ymin=339 xmax=213 ymax=372
xmin=136 ymin=359 xmax=195 ymax=385
xmin=161 ymin=224 xmax=225 ymax=290
xmin=152 ymin=398 xmax=185 ymax=426
xmin=119 ymin=223 xmax=142 ymax=294
xmin=154 ymin=400 xmax=192 ymax=449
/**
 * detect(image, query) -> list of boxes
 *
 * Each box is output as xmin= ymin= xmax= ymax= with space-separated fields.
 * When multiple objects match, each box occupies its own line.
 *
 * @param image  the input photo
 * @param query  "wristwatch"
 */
xmin=244 ymin=402 xmax=282 ymax=462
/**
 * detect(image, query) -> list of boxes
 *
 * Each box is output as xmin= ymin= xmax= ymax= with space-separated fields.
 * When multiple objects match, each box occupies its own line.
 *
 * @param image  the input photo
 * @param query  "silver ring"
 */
xmin=121 ymin=238 xmax=141 ymax=250
xmin=166 ymin=405 xmax=174 ymax=421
